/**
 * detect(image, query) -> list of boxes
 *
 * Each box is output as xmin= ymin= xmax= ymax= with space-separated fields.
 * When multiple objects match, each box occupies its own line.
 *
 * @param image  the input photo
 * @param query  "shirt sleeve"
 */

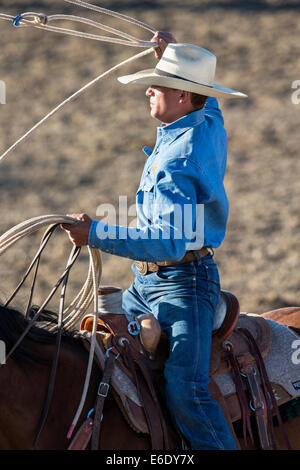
xmin=88 ymin=158 xmax=213 ymax=262
xmin=205 ymin=97 xmax=224 ymax=125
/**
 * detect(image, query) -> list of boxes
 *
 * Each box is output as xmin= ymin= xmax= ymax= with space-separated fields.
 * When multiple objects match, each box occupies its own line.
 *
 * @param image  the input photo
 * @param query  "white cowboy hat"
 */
xmin=118 ymin=43 xmax=247 ymax=99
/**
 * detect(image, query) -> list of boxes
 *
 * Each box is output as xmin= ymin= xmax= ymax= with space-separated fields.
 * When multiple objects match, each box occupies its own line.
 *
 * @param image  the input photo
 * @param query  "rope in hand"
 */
xmin=0 ymin=0 xmax=156 ymax=45
xmin=0 ymin=214 xmax=102 ymax=439
xmin=0 ymin=0 xmax=158 ymax=441
xmin=0 ymin=0 xmax=158 ymax=164
xmin=0 ymin=214 xmax=102 ymax=332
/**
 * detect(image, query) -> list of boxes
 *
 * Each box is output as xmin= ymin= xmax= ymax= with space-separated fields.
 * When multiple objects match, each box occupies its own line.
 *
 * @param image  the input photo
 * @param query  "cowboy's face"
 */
xmin=145 ymin=85 xmax=186 ymax=125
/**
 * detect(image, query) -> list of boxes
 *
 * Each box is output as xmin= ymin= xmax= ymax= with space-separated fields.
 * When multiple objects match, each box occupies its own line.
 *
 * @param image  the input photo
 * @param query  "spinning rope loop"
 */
xmin=0 ymin=0 xmax=158 ymax=163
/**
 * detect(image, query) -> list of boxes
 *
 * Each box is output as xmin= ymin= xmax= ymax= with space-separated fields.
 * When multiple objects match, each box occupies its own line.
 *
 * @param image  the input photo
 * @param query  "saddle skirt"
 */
xmin=80 ymin=313 xmax=154 ymax=435
xmin=214 ymin=316 xmax=300 ymax=415
xmin=79 ymin=286 xmax=300 ymax=440
xmin=210 ymin=313 xmax=272 ymax=375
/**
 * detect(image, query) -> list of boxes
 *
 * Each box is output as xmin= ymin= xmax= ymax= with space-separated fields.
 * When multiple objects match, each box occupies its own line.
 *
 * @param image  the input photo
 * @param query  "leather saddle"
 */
xmin=75 ymin=286 xmax=289 ymax=451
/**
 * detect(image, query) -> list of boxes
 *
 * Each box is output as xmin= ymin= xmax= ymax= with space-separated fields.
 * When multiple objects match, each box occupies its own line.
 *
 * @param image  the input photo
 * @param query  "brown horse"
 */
xmin=0 ymin=304 xmax=151 ymax=450
xmin=0 ymin=303 xmax=299 ymax=450
xmin=262 ymin=306 xmax=300 ymax=332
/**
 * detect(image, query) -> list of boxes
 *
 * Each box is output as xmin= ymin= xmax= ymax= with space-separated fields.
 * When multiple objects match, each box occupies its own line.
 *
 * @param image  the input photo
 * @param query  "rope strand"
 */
xmin=0 ymin=215 xmax=101 ymax=330
xmin=0 ymin=47 xmax=153 ymax=164
xmin=0 ymin=214 xmax=102 ymax=439
xmin=0 ymin=3 xmax=157 ymax=164
xmin=0 ymin=3 xmax=158 ymax=440
xmin=12 ymin=12 xmax=155 ymax=47
xmin=64 ymin=0 xmax=157 ymax=33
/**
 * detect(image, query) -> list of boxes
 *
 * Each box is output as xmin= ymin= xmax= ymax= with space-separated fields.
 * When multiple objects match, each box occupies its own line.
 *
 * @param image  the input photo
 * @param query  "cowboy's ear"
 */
xmin=178 ymin=91 xmax=190 ymax=105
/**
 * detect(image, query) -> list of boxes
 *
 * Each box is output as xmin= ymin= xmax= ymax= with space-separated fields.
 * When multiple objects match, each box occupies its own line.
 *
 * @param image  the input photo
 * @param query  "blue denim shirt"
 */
xmin=89 ymin=97 xmax=229 ymax=262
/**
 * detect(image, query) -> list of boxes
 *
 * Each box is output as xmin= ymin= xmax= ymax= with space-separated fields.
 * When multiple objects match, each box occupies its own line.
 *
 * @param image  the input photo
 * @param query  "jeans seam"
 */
xmin=129 ymin=263 xmax=233 ymax=450
xmin=192 ymin=264 xmax=201 ymax=382
xmin=192 ymin=385 xmax=225 ymax=450
xmin=192 ymin=266 xmax=225 ymax=450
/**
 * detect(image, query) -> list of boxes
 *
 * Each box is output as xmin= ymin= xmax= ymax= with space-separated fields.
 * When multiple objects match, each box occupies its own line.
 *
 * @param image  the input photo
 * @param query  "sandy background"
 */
xmin=0 ymin=0 xmax=299 ymax=317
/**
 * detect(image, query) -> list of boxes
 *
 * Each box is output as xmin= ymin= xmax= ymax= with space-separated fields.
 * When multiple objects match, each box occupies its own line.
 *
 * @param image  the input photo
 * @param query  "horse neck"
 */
xmin=0 ymin=336 xmax=101 ymax=450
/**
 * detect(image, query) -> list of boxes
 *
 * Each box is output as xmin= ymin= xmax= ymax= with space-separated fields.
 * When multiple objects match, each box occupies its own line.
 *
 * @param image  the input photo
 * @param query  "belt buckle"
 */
xmin=135 ymin=261 xmax=148 ymax=275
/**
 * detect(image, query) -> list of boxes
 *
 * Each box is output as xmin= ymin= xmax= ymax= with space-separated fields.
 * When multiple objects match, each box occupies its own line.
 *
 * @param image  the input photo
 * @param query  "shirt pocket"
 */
xmin=137 ymin=174 xmax=155 ymax=222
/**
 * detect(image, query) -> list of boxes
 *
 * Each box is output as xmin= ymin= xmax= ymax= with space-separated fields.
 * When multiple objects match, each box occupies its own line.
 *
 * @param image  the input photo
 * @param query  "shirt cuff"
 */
xmin=88 ymin=219 xmax=107 ymax=249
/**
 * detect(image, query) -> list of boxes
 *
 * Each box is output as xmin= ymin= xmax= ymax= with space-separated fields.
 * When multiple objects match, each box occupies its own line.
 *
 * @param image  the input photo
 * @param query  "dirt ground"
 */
xmin=0 ymin=0 xmax=299 ymax=316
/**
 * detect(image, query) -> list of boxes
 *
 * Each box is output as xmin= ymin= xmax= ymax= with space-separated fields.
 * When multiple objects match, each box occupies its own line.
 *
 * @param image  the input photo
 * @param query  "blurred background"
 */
xmin=0 ymin=0 xmax=299 ymax=316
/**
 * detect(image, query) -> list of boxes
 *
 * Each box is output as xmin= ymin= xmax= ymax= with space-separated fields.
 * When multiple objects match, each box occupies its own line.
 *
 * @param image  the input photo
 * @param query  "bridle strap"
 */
xmin=32 ymin=245 xmax=81 ymax=450
xmin=0 ymin=215 xmax=102 ymax=447
xmin=2 ymin=222 xmax=82 ymax=448
xmin=5 ymin=238 xmax=81 ymax=361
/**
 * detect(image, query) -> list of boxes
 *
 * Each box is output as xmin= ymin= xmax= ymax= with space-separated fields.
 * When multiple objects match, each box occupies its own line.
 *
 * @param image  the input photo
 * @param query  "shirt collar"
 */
xmin=156 ymin=108 xmax=205 ymax=144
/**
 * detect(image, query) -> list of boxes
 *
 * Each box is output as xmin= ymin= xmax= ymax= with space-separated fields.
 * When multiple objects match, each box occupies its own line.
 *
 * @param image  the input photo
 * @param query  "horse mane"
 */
xmin=0 ymin=303 xmax=81 ymax=365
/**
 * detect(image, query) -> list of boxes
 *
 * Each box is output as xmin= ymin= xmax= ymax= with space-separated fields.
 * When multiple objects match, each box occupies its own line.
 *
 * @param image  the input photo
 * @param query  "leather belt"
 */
xmin=135 ymin=247 xmax=212 ymax=275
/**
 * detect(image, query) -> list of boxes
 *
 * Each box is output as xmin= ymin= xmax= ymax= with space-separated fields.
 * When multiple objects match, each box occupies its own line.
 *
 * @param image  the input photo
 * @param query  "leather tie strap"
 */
xmin=91 ymin=347 xmax=119 ymax=450
xmin=223 ymin=341 xmax=254 ymax=445
xmin=68 ymin=417 xmax=94 ymax=450
xmin=242 ymin=369 xmax=271 ymax=450
xmin=237 ymin=327 xmax=293 ymax=451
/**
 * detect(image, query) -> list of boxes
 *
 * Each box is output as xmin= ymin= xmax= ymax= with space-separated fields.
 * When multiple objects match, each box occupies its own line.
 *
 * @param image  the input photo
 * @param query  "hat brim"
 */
xmin=118 ymin=69 xmax=247 ymax=99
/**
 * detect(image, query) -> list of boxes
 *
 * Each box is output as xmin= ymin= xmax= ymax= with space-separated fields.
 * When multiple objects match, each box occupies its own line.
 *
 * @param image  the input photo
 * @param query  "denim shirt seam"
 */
xmin=154 ymin=155 xmax=215 ymax=199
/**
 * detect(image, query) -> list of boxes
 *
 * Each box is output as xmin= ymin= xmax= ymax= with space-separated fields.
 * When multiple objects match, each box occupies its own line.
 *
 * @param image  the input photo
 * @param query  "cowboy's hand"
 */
xmin=61 ymin=213 xmax=92 ymax=246
xmin=151 ymin=31 xmax=177 ymax=60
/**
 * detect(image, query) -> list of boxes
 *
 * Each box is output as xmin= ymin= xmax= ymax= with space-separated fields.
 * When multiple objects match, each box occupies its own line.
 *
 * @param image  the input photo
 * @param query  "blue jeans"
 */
xmin=122 ymin=254 xmax=237 ymax=450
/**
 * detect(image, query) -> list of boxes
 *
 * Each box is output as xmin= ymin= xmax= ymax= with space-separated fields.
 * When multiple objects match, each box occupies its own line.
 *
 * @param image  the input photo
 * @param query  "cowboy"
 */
xmin=62 ymin=32 xmax=247 ymax=449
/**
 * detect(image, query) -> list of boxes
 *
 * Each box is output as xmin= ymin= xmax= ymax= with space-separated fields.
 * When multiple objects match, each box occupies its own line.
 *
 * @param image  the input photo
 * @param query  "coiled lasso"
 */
xmin=0 ymin=0 xmax=159 ymax=441
xmin=0 ymin=214 xmax=102 ymax=439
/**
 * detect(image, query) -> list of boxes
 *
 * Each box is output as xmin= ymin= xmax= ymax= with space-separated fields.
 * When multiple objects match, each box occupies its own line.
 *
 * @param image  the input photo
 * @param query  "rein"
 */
xmin=0 ymin=0 xmax=159 ymax=448
xmin=0 ymin=215 xmax=102 ymax=446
